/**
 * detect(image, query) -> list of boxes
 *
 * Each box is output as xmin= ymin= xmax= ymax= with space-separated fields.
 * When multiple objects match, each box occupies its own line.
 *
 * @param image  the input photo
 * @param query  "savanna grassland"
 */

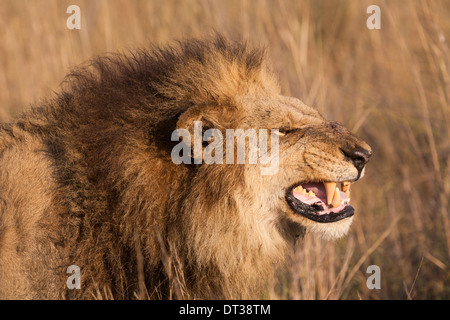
xmin=0 ymin=0 xmax=448 ymax=299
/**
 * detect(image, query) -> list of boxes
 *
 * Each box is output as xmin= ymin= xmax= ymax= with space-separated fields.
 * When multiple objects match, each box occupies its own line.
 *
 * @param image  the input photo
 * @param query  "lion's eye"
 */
xmin=275 ymin=127 xmax=297 ymax=136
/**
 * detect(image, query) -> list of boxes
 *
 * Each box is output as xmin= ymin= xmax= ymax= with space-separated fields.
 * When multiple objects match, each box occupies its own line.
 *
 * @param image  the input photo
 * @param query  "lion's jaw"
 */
xmin=305 ymin=216 xmax=354 ymax=240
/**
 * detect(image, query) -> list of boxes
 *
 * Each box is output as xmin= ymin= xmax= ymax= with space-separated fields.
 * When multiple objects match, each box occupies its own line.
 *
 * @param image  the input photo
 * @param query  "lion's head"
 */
xmin=156 ymin=35 xmax=372 ymax=297
xmin=170 ymin=37 xmax=371 ymax=244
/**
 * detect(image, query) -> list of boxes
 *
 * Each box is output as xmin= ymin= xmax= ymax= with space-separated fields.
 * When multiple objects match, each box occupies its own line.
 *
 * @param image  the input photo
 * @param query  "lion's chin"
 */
xmin=305 ymin=216 xmax=354 ymax=240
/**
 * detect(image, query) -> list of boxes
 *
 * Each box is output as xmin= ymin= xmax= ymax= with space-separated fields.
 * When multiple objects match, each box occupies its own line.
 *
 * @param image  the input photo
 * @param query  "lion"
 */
xmin=0 ymin=35 xmax=371 ymax=299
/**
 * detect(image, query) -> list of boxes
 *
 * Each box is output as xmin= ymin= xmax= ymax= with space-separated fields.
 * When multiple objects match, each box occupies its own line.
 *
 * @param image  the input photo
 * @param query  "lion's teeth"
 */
xmin=345 ymin=190 xmax=351 ymax=199
xmin=293 ymin=185 xmax=316 ymax=197
xmin=342 ymin=182 xmax=351 ymax=192
xmin=324 ymin=182 xmax=336 ymax=205
xmin=331 ymin=187 xmax=341 ymax=208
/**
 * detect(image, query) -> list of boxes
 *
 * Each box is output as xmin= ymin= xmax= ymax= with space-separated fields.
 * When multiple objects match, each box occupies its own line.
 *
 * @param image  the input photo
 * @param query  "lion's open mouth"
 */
xmin=285 ymin=182 xmax=355 ymax=223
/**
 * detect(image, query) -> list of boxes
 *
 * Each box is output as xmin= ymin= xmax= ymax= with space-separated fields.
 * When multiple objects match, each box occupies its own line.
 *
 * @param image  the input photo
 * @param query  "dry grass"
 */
xmin=0 ymin=0 xmax=449 ymax=299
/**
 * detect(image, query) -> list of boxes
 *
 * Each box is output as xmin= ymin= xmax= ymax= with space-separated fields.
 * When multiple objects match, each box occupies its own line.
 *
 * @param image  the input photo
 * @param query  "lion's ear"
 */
xmin=176 ymin=104 xmax=219 ymax=148
xmin=172 ymin=104 xmax=224 ymax=164
xmin=177 ymin=104 xmax=210 ymax=130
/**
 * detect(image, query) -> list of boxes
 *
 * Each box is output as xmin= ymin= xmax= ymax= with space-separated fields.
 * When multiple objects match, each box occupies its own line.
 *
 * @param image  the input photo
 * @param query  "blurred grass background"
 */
xmin=0 ymin=0 xmax=449 ymax=299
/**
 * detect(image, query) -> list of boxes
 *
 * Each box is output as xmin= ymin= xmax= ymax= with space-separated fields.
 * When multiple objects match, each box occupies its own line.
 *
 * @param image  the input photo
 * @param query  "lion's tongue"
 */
xmin=301 ymin=183 xmax=327 ymax=203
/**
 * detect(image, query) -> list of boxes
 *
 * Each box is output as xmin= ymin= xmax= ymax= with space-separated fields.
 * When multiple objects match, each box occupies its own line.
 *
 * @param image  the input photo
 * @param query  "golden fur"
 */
xmin=0 ymin=35 xmax=371 ymax=299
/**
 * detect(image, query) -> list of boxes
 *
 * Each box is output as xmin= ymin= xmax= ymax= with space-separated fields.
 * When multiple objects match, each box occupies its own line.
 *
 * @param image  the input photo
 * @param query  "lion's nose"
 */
xmin=340 ymin=147 xmax=372 ymax=172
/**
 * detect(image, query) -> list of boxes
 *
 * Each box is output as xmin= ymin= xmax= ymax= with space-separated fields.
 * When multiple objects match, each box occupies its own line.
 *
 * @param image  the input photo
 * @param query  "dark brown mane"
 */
xmin=60 ymin=34 xmax=266 ymax=107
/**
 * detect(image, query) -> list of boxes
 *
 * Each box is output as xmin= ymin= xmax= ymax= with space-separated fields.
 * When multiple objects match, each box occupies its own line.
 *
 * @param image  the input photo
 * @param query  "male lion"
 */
xmin=0 ymin=35 xmax=371 ymax=299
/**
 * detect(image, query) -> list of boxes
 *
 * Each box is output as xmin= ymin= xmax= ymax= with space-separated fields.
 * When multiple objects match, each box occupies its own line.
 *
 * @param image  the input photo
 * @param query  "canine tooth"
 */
xmin=331 ymin=187 xmax=341 ymax=208
xmin=324 ymin=182 xmax=336 ymax=205
xmin=342 ymin=182 xmax=351 ymax=193
xmin=293 ymin=186 xmax=303 ymax=193
xmin=345 ymin=190 xmax=351 ymax=199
